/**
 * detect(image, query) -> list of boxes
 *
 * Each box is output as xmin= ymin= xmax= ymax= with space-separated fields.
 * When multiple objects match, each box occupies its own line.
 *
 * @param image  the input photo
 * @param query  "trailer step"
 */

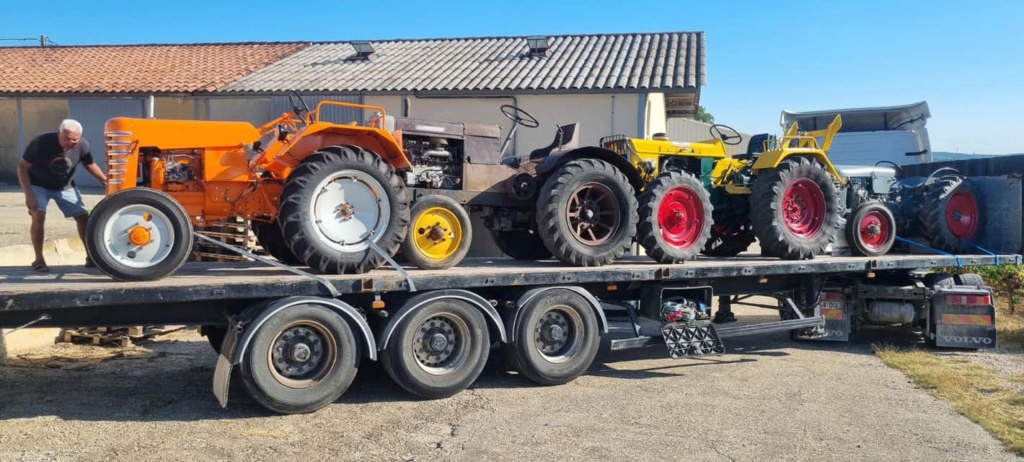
xmin=609 ymin=316 xmax=825 ymax=354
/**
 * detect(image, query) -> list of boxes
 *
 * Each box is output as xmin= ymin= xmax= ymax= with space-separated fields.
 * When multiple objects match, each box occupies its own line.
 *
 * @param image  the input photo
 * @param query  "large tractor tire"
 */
xmin=490 ymin=229 xmax=552 ymax=261
xmin=702 ymin=219 xmax=756 ymax=257
xmin=252 ymin=220 xmax=303 ymax=265
xmin=536 ymin=159 xmax=638 ymax=266
xmin=279 ymin=147 xmax=410 ymax=274
xmin=85 ymin=188 xmax=194 ymax=282
xmin=846 ymin=200 xmax=896 ymax=257
xmin=401 ymin=195 xmax=472 ymax=270
xmin=637 ymin=171 xmax=713 ymax=263
xmin=918 ymin=176 xmax=981 ymax=252
xmin=750 ymin=157 xmax=841 ymax=260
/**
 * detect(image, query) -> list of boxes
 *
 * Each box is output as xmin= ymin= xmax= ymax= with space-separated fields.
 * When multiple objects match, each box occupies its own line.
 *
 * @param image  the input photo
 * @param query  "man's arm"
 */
xmin=84 ymin=162 xmax=107 ymax=185
xmin=79 ymin=140 xmax=107 ymax=185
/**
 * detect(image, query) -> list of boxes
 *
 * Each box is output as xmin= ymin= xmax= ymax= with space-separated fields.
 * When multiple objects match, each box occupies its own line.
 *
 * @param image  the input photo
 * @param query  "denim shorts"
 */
xmin=31 ymin=185 xmax=88 ymax=218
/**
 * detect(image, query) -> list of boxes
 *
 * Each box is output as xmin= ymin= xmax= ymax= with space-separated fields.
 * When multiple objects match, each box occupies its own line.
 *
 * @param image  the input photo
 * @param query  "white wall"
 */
xmin=645 ymin=93 xmax=667 ymax=138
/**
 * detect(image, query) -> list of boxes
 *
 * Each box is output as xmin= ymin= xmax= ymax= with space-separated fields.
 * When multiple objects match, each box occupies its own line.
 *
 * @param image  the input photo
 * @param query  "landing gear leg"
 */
xmin=713 ymin=295 xmax=737 ymax=324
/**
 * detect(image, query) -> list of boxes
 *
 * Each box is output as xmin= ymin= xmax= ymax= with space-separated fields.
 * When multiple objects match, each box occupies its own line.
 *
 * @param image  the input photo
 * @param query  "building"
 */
xmin=0 ymin=32 xmax=706 ymax=187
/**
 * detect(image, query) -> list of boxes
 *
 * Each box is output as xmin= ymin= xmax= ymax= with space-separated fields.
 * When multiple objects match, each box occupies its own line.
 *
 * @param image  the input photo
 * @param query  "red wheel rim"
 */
xmin=858 ymin=210 xmax=891 ymax=251
xmin=945 ymin=189 xmax=979 ymax=239
xmin=658 ymin=186 xmax=704 ymax=248
xmin=782 ymin=179 xmax=826 ymax=237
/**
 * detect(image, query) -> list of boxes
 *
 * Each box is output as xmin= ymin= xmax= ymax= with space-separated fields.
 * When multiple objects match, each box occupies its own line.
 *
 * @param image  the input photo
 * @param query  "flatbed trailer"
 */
xmin=1 ymin=250 xmax=1017 ymax=414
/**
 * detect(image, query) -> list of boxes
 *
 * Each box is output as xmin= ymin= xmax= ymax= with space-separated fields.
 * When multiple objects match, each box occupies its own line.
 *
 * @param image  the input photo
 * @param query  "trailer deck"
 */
xmin=2 ymin=253 xmax=1017 ymax=314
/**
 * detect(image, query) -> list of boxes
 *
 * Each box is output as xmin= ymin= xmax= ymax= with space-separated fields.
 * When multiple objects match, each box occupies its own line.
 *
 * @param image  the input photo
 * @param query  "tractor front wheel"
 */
xmin=85 ymin=188 xmax=194 ymax=281
xmin=846 ymin=200 xmax=896 ymax=257
xmin=750 ymin=158 xmax=840 ymax=260
xmin=536 ymin=159 xmax=638 ymax=266
xmin=637 ymin=171 xmax=713 ymax=263
xmin=401 ymin=195 xmax=472 ymax=270
xmin=279 ymin=147 xmax=410 ymax=274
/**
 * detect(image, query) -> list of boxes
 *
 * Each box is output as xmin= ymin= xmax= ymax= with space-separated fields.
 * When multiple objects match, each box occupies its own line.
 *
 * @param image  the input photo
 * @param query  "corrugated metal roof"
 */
xmin=0 ymin=43 xmax=309 ymax=94
xmin=218 ymin=32 xmax=705 ymax=93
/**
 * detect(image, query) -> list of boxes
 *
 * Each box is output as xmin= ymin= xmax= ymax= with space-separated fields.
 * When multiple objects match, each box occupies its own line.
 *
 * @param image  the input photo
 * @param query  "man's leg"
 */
xmin=30 ymin=211 xmax=46 ymax=265
xmin=56 ymin=186 xmax=93 ymax=266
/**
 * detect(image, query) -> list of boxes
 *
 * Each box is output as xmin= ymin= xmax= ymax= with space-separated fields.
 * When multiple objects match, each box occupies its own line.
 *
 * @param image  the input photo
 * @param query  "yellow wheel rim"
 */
xmin=412 ymin=206 xmax=464 ymax=262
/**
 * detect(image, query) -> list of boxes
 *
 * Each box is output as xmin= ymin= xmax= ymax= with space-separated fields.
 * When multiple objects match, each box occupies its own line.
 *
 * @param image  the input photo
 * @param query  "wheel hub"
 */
xmin=290 ymin=343 xmax=312 ymax=362
xmin=548 ymin=325 xmax=565 ymax=341
xmin=426 ymin=224 xmax=447 ymax=242
xmin=658 ymin=186 xmax=704 ymax=248
xmin=128 ymin=225 xmax=152 ymax=246
xmin=566 ymin=182 xmax=619 ymax=245
xmin=429 ymin=333 xmax=449 ymax=352
xmin=337 ymin=203 xmax=355 ymax=220
xmin=782 ymin=179 xmax=826 ymax=237
xmin=272 ymin=326 xmax=325 ymax=379
xmin=414 ymin=317 xmax=459 ymax=368
xmin=858 ymin=210 xmax=891 ymax=250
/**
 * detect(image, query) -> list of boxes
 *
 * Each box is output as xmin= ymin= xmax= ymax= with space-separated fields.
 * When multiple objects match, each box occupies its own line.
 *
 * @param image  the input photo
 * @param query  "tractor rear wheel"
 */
xmin=702 ymin=219 xmax=756 ymax=257
xmin=637 ymin=171 xmax=713 ymax=263
xmin=252 ymin=220 xmax=303 ymax=265
xmin=750 ymin=158 xmax=840 ymax=260
xmin=536 ymin=159 xmax=638 ymax=266
xmin=919 ymin=176 xmax=981 ymax=252
xmin=846 ymin=200 xmax=896 ymax=257
xmin=401 ymin=195 xmax=472 ymax=270
xmin=85 ymin=188 xmax=194 ymax=281
xmin=279 ymin=147 xmax=410 ymax=274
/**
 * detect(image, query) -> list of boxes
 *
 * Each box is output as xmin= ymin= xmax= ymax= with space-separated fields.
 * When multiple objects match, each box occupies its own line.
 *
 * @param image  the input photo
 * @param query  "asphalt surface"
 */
xmin=0 ymin=305 xmax=1017 ymax=462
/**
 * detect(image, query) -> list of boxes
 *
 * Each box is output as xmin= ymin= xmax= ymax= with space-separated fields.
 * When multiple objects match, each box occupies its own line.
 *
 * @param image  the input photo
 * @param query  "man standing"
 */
xmin=17 ymin=119 xmax=107 ymax=272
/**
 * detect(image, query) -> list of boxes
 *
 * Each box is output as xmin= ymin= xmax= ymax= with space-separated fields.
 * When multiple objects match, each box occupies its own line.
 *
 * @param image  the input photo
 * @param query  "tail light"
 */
xmin=945 ymin=294 xmax=991 ymax=306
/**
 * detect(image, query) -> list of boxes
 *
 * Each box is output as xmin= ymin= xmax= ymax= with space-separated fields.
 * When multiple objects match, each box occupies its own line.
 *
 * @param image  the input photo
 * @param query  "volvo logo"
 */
xmin=941 ymin=336 xmax=993 ymax=345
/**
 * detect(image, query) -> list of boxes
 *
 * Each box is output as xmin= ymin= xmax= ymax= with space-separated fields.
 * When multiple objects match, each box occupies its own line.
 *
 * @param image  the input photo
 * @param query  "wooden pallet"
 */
xmin=193 ymin=216 xmax=262 ymax=262
xmin=61 ymin=325 xmax=186 ymax=348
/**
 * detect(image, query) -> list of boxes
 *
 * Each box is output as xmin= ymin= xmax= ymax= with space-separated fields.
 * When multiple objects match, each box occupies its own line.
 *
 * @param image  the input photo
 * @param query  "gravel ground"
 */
xmin=0 ymin=305 xmax=1017 ymax=462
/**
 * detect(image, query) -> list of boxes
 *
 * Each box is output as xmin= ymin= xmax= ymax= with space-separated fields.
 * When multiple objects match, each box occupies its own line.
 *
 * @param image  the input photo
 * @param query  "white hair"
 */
xmin=58 ymin=119 xmax=83 ymax=135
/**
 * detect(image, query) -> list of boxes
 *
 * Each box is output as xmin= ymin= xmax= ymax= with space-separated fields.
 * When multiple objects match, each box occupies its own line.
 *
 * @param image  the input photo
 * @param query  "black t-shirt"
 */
xmin=22 ymin=132 xmax=93 ymax=190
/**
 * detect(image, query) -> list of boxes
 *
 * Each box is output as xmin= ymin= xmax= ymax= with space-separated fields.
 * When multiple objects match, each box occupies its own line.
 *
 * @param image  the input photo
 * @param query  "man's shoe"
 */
xmin=84 ymin=257 xmax=96 ymax=268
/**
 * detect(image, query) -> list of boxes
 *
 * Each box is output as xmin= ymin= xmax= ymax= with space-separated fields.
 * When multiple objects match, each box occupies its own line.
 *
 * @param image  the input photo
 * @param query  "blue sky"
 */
xmin=4 ymin=0 xmax=1022 ymax=154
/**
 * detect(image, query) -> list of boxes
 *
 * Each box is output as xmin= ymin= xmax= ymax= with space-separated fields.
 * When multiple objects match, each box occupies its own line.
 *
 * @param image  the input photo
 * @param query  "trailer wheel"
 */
xmin=238 ymin=304 xmax=358 ymax=414
xmin=251 ymin=220 xmax=303 ymax=265
xmin=536 ymin=159 xmax=638 ymax=266
xmin=846 ymin=200 xmax=896 ymax=257
xmin=504 ymin=289 xmax=600 ymax=386
xmin=401 ymin=195 xmax=472 ymax=270
xmin=954 ymin=273 xmax=986 ymax=288
xmin=750 ymin=158 xmax=840 ymax=260
xmin=637 ymin=171 xmax=713 ymax=263
xmin=381 ymin=299 xmax=490 ymax=399
xmin=85 ymin=188 xmax=194 ymax=281
xmin=491 ymin=229 xmax=552 ymax=260
xmin=279 ymin=147 xmax=410 ymax=274
xmin=919 ymin=176 xmax=981 ymax=252
xmin=702 ymin=219 xmax=756 ymax=257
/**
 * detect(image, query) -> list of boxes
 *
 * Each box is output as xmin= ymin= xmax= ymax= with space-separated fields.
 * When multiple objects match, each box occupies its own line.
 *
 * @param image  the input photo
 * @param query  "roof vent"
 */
xmin=526 ymin=36 xmax=550 ymax=57
xmin=351 ymin=41 xmax=375 ymax=58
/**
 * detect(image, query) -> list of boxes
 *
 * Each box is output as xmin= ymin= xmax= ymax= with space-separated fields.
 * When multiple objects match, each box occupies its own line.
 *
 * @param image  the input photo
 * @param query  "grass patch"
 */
xmin=876 ymin=346 xmax=1024 ymax=454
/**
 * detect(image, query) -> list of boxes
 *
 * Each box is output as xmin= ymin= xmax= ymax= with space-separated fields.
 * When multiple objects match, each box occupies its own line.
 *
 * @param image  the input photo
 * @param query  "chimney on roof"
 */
xmin=526 ymin=36 xmax=549 ymax=57
xmin=351 ymin=41 xmax=375 ymax=59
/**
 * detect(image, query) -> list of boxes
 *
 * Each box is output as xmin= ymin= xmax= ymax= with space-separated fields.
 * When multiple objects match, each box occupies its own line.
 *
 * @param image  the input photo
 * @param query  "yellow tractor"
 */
xmin=601 ymin=116 xmax=845 ymax=262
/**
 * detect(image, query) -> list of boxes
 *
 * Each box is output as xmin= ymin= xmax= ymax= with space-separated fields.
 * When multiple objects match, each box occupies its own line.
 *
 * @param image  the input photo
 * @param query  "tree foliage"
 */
xmin=695 ymin=105 xmax=714 ymax=124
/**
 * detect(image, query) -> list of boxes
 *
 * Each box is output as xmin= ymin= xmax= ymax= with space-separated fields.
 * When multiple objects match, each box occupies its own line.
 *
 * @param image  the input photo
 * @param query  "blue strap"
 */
xmin=895 ymin=236 xmax=962 ymax=267
xmin=970 ymin=243 xmax=1000 ymax=265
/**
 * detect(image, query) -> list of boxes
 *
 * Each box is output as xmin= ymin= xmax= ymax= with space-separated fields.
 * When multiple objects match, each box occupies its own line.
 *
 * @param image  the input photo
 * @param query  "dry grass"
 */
xmin=876 ymin=299 xmax=1024 ymax=455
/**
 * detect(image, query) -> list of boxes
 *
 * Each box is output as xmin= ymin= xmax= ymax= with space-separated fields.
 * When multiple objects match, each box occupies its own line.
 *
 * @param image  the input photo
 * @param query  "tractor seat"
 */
xmin=733 ymin=133 xmax=770 ymax=160
xmin=529 ymin=123 xmax=581 ymax=161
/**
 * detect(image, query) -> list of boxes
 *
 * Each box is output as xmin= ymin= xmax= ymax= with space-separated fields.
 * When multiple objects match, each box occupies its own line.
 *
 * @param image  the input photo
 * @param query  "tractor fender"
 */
xmin=535 ymin=146 xmax=645 ymax=192
xmin=376 ymin=289 xmax=507 ymax=350
xmin=751 ymin=151 xmax=842 ymax=180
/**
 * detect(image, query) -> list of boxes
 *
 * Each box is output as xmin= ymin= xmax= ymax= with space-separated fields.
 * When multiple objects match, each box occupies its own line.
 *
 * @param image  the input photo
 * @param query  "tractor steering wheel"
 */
xmin=289 ymin=91 xmax=311 ymax=117
xmin=710 ymin=124 xmax=742 ymax=146
xmin=501 ymin=104 xmax=540 ymax=128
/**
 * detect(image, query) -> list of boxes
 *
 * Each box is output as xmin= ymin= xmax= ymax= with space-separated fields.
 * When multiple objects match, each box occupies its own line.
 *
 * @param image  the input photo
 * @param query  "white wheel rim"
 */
xmin=309 ymin=169 xmax=391 ymax=253
xmin=101 ymin=204 xmax=175 ymax=268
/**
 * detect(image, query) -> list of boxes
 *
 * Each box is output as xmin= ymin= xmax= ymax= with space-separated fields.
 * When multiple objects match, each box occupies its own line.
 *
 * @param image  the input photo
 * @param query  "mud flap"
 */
xmin=661 ymin=323 xmax=725 ymax=358
xmin=932 ymin=289 xmax=997 ymax=349
xmin=212 ymin=320 xmax=242 ymax=408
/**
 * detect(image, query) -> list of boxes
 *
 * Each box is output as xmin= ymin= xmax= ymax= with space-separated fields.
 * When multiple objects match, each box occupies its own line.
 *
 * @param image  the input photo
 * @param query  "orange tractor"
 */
xmin=88 ymin=94 xmax=412 ymax=281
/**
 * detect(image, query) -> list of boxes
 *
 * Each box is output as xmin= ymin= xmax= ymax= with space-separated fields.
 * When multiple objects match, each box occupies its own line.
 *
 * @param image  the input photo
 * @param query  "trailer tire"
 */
xmin=504 ymin=289 xmax=600 ymax=386
xmin=252 ymin=220 xmax=303 ymax=265
xmin=279 ymin=147 xmax=410 ymax=274
xmin=536 ymin=158 xmax=638 ymax=266
xmin=638 ymin=171 xmax=713 ymax=263
xmin=846 ymin=200 xmax=896 ymax=257
xmin=751 ymin=157 xmax=840 ymax=260
xmin=380 ymin=299 xmax=490 ymax=399
xmin=238 ymin=304 xmax=358 ymax=414
xmin=85 ymin=188 xmax=194 ymax=281
xmin=954 ymin=273 xmax=986 ymax=288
